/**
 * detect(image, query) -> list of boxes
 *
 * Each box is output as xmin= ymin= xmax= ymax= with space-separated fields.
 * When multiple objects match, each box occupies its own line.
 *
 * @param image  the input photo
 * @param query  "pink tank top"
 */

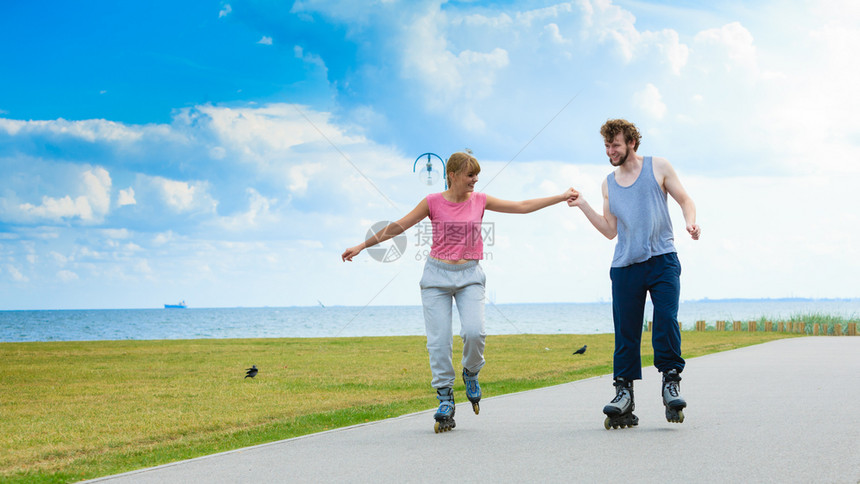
xmin=427 ymin=192 xmax=487 ymax=260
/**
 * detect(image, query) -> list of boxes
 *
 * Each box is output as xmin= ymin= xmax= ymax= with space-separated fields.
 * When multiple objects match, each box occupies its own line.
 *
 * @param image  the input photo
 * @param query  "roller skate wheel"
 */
xmin=434 ymin=419 xmax=455 ymax=433
xmin=665 ymin=408 xmax=685 ymax=423
xmin=472 ymin=402 xmax=480 ymax=415
xmin=603 ymin=417 xmax=611 ymax=430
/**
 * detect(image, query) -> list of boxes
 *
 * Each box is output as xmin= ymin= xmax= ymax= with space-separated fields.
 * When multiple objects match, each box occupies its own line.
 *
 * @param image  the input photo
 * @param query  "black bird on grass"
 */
xmin=572 ymin=345 xmax=587 ymax=355
xmin=245 ymin=365 xmax=258 ymax=378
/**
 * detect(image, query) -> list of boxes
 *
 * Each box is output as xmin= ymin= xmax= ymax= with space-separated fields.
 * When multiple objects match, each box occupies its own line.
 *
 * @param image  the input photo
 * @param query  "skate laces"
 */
xmin=465 ymin=379 xmax=478 ymax=394
xmin=611 ymin=387 xmax=630 ymax=404
xmin=463 ymin=369 xmax=479 ymax=395
xmin=664 ymin=381 xmax=680 ymax=398
xmin=436 ymin=393 xmax=454 ymax=415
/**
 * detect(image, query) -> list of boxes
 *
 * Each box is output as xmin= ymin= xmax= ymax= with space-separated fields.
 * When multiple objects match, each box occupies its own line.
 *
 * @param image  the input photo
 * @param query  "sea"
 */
xmin=1 ymin=299 xmax=858 ymax=343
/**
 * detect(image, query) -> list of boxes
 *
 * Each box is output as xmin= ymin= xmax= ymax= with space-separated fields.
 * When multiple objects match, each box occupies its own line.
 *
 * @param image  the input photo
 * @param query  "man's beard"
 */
xmin=609 ymin=146 xmax=628 ymax=166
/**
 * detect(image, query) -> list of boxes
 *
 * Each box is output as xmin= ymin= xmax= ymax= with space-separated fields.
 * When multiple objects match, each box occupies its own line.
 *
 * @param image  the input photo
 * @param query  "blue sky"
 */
xmin=1 ymin=0 xmax=858 ymax=309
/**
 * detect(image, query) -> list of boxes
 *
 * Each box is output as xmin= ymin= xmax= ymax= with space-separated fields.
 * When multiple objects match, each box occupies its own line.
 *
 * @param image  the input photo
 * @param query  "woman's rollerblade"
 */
xmin=662 ymin=369 xmax=686 ymax=423
xmin=433 ymin=387 xmax=456 ymax=433
xmin=462 ymin=368 xmax=481 ymax=414
xmin=603 ymin=377 xmax=638 ymax=430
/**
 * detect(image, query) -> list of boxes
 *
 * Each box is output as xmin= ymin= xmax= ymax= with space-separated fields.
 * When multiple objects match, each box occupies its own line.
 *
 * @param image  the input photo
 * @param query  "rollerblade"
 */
xmin=662 ymin=369 xmax=686 ymax=423
xmin=433 ymin=387 xmax=456 ymax=433
xmin=462 ymin=368 xmax=481 ymax=415
xmin=603 ymin=377 xmax=638 ymax=430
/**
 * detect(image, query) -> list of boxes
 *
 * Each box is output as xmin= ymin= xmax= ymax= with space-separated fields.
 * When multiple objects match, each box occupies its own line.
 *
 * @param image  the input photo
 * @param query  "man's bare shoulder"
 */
xmin=652 ymin=156 xmax=672 ymax=170
xmin=652 ymin=156 xmax=678 ymax=179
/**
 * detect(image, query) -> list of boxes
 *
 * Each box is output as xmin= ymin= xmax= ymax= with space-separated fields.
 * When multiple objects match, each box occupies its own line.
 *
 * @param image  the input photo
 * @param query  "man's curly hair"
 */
xmin=600 ymin=119 xmax=642 ymax=151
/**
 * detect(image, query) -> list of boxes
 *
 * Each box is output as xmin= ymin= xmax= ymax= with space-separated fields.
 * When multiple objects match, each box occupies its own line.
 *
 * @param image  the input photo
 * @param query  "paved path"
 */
xmin=89 ymin=337 xmax=860 ymax=483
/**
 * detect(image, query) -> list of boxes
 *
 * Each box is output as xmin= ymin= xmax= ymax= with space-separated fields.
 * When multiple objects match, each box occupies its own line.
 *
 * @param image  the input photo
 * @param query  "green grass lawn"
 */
xmin=0 ymin=332 xmax=796 ymax=483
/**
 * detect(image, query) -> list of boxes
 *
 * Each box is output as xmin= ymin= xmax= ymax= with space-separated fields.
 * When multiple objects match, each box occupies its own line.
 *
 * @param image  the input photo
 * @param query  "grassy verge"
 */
xmin=1 ymin=332 xmax=795 ymax=483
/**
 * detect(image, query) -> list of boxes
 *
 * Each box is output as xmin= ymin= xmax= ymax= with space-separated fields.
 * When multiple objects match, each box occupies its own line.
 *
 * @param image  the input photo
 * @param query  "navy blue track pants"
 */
xmin=609 ymin=252 xmax=685 ymax=380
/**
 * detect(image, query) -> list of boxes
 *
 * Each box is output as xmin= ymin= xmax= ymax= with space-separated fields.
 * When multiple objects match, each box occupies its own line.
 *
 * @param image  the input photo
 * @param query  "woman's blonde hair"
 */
xmin=446 ymin=151 xmax=481 ymax=187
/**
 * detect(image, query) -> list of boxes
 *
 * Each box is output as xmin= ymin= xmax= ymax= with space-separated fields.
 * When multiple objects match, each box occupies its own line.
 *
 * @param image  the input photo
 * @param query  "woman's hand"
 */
xmin=341 ymin=245 xmax=364 ymax=261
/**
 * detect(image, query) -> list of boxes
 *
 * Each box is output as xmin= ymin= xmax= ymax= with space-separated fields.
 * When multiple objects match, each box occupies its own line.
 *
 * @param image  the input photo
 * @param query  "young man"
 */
xmin=569 ymin=119 xmax=700 ymax=429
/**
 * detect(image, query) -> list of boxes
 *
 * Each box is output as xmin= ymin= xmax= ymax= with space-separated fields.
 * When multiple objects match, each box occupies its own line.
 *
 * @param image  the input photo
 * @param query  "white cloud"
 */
xmin=117 ymin=187 xmax=136 ymax=206
xmin=0 ymin=118 xmax=144 ymax=143
xmin=134 ymin=260 xmax=152 ymax=275
xmin=288 ymin=163 xmax=323 ymax=195
xmin=153 ymin=231 xmax=176 ymax=245
xmin=750 ymin=3 xmax=860 ymax=175
xmin=400 ymin=7 xmax=510 ymax=128
xmin=17 ymin=167 xmax=112 ymax=223
xmin=82 ymin=167 xmax=111 ymax=214
xmin=101 ymin=228 xmax=130 ymax=239
xmin=57 ymin=270 xmax=79 ymax=282
xmin=294 ymin=46 xmax=327 ymax=71
xmin=544 ymin=23 xmax=570 ymax=44
xmin=642 ymin=28 xmax=688 ymax=75
xmin=216 ymin=188 xmax=277 ymax=231
xmin=188 ymin=104 xmax=362 ymax=161
xmin=219 ymin=4 xmax=232 ymax=18
xmin=572 ymin=6 xmax=631 ymax=62
xmin=693 ymin=22 xmax=757 ymax=77
xmin=49 ymin=251 xmax=68 ymax=266
xmin=19 ymin=195 xmax=94 ymax=221
xmin=152 ymin=177 xmax=216 ymax=213
xmin=7 ymin=265 xmax=28 ymax=282
xmin=576 ymin=1 xmax=691 ymax=74
xmin=633 ymin=83 xmax=666 ymax=120
xmin=257 ymin=36 xmax=273 ymax=45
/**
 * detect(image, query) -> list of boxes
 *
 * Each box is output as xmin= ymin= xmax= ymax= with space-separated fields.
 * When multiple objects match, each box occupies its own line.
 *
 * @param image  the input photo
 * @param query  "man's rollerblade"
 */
xmin=662 ymin=369 xmax=686 ymax=423
xmin=603 ymin=377 xmax=638 ymax=430
xmin=462 ymin=368 xmax=481 ymax=415
xmin=433 ymin=387 xmax=456 ymax=433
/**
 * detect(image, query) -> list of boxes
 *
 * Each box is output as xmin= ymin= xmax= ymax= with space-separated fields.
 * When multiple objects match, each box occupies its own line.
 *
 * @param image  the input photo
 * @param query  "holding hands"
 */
xmin=567 ymin=193 xmax=584 ymax=208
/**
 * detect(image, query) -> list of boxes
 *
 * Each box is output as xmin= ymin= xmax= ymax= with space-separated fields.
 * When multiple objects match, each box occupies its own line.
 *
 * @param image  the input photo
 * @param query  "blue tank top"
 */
xmin=607 ymin=156 xmax=676 ymax=268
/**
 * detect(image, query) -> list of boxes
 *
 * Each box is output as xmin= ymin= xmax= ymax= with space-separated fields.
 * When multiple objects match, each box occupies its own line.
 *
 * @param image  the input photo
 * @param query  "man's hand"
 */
xmin=687 ymin=224 xmax=701 ymax=240
xmin=568 ymin=194 xmax=585 ymax=208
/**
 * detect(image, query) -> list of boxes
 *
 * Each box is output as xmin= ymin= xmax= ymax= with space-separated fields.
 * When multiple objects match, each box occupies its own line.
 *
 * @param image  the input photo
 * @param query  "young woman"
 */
xmin=342 ymin=151 xmax=577 ymax=433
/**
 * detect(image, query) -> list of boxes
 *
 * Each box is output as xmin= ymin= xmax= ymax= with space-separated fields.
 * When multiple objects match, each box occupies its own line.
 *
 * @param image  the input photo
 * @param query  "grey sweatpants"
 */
xmin=419 ymin=257 xmax=487 ymax=389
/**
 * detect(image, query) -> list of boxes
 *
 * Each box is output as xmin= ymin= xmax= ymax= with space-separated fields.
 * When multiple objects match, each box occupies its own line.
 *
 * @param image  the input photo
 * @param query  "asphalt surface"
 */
xmin=88 ymin=337 xmax=860 ymax=483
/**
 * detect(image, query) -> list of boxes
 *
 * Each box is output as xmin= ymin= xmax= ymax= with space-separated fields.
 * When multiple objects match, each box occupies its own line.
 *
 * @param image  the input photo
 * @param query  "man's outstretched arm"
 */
xmin=569 ymin=179 xmax=617 ymax=240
